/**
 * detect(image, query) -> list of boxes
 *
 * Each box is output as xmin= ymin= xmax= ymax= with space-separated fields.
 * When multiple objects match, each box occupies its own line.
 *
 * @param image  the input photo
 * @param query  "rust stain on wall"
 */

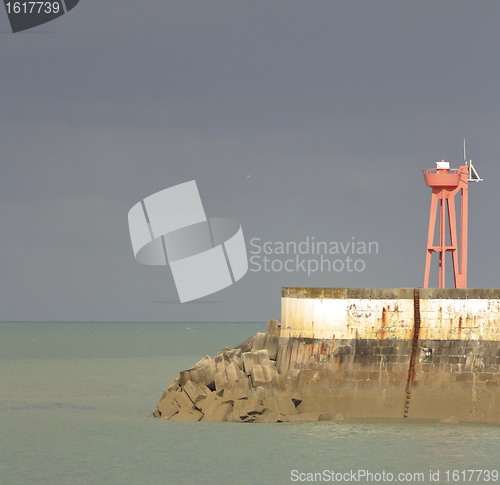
xmin=378 ymin=307 xmax=387 ymax=339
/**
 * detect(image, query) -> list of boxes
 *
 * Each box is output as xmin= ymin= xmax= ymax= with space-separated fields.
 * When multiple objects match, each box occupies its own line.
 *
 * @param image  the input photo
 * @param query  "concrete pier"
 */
xmin=277 ymin=288 xmax=500 ymax=423
xmin=153 ymin=287 xmax=500 ymax=424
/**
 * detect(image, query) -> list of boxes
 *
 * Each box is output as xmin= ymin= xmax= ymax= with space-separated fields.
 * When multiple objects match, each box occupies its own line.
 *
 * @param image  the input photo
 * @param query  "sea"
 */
xmin=1 ymin=321 xmax=499 ymax=485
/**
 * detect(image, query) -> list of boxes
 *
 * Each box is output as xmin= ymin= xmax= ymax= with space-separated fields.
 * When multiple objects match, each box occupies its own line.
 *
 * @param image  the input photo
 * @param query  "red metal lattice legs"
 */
xmin=424 ymin=191 xmax=439 ymax=288
xmin=439 ymin=192 xmax=446 ymax=288
xmin=446 ymin=191 xmax=459 ymax=287
xmin=458 ymin=180 xmax=469 ymax=288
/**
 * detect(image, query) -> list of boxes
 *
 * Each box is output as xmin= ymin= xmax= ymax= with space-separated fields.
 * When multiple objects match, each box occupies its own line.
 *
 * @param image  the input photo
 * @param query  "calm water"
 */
xmin=1 ymin=322 xmax=499 ymax=485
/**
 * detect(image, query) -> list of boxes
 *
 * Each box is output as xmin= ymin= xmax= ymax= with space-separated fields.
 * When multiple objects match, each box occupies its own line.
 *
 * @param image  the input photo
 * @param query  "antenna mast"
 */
xmin=464 ymin=138 xmax=483 ymax=182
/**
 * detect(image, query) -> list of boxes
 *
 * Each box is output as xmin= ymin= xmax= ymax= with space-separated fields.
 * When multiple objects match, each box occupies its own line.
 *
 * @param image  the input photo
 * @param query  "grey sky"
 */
xmin=1 ymin=1 xmax=499 ymax=322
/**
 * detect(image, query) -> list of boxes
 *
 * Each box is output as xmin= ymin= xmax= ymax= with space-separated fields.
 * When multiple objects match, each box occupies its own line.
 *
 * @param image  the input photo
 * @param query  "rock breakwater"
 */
xmin=150 ymin=319 xmax=331 ymax=423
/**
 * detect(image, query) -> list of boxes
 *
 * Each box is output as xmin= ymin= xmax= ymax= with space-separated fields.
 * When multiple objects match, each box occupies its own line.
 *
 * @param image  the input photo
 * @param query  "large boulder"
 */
xmin=205 ymin=359 xmax=216 ymax=390
xmin=243 ymin=349 xmax=271 ymax=375
xmin=202 ymin=401 xmax=233 ymax=422
xmin=266 ymin=335 xmax=280 ymax=361
xmin=250 ymin=365 xmax=266 ymax=387
xmin=225 ymin=362 xmax=239 ymax=383
xmin=239 ymin=399 xmax=266 ymax=421
xmin=275 ymin=394 xmax=298 ymax=415
xmin=175 ymin=389 xmax=197 ymax=411
xmin=234 ymin=336 xmax=255 ymax=353
xmin=183 ymin=380 xmax=209 ymax=405
xmin=158 ymin=392 xmax=180 ymax=418
xmin=251 ymin=332 xmax=267 ymax=351
xmin=262 ymin=365 xmax=278 ymax=384
xmin=272 ymin=374 xmax=287 ymax=393
xmin=266 ymin=319 xmax=281 ymax=337
xmin=227 ymin=348 xmax=243 ymax=369
xmin=170 ymin=409 xmax=203 ymax=421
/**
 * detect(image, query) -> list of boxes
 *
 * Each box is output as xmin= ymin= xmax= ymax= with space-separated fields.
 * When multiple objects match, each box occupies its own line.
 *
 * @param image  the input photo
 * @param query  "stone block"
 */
xmin=202 ymin=402 xmax=233 ymax=422
xmin=239 ymin=399 xmax=266 ymax=419
xmin=263 ymin=397 xmax=279 ymax=413
xmin=286 ymin=376 xmax=299 ymax=391
xmin=250 ymin=365 xmax=266 ymax=387
xmin=266 ymin=335 xmax=280 ymax=361
xmin=236 ymin=377 xmax=251 ymax=399
xmin=228 ymin=348 xmax=243 ymax=369
xmin=255 ymin=411 xmax=280 ymax=423
xmin=189 ymin=367 xmax=206 ymax=385
xmin=166 ymin=376 xmax=180 ymax=394
xmin=233 ymin=398 xmax=250 ymax=415
xmin=179 ymin=370 xmax=191 ymax=387
xmin=222 ymin=382 xmax=238 ymax=403
xmin=183 ymin=380 xmax=208 ymax=404
xmin=175 ymin=389 xmax=196 ymax=411
xmin=478 ymin=372 xmax=495 ymax=382
xmin=216 ymin=346 xmax=231 ymax=355
xmin=242 ymin=352 xmax=255 ymax=375
xmin=223 ymin=380 xmax=251 ymax=402
xmin=264 ymin=382 xmax=274 ymax=399
xmin=267 ymin=319 xmax=281 ymax=337
xmin=252 ymin=332 xmax=267 ymax=351
xmin=192 ymin=355 xmax=212 ymax=370
xmin=205 ymin=359 xmax=216 ymax=390
xmin=196 ymin=391 xmax=220 ymax=414
xmin=234 ymin=336 xmax=255 ymax=353
xmin=252 ymin=386 xmax=266 ymax=400
xmin=255 ymin=349 xmax=271 ymax=367
xmin=262 ymin=365 xmax=277 ymax=383
xmin=242 ymin=349 xmax=271 ymax=374
xmin=276 ymin=394 xmax=297 ymax=415
xmin=272 ymin=374 xmax=287 ymax=393
xmin=158 ymin=391 xmax=181 ymax=418
xmin=225 ymin=362 xmax=239 ymax=383
xmin=214 ymin=370 xmax=229 ymax=395
xmin=169 ymin=408 xmax=203 ymax=421
xmin=215 ymin=353 xmax=230 ymax=374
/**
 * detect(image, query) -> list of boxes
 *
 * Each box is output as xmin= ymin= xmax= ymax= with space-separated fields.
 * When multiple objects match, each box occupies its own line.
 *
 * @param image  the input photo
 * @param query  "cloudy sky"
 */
xmin=1 ymin=1 xmax=499 ymax=322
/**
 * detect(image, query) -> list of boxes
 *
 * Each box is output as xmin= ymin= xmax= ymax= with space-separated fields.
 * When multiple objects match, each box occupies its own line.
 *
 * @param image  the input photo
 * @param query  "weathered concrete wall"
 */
xmin=277 ymin=288 xmax=500 ymax=423
xmin=281 ymin=287 xmax=500 ymax=341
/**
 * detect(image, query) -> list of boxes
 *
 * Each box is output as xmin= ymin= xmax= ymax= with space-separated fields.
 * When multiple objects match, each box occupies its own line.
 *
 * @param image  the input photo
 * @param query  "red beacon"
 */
xmin=423 ymin=140 xmax=482 ymax=288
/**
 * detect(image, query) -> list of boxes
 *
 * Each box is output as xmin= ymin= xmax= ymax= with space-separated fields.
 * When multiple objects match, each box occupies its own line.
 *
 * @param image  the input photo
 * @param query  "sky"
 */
xmin=1 ymin=1 xmax=499 ymax=322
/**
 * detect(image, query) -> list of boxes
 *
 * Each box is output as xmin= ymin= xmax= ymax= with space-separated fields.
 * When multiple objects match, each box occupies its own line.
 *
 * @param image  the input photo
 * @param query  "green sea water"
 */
xmin=1 ymin=322 xmax=499 ymax=485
